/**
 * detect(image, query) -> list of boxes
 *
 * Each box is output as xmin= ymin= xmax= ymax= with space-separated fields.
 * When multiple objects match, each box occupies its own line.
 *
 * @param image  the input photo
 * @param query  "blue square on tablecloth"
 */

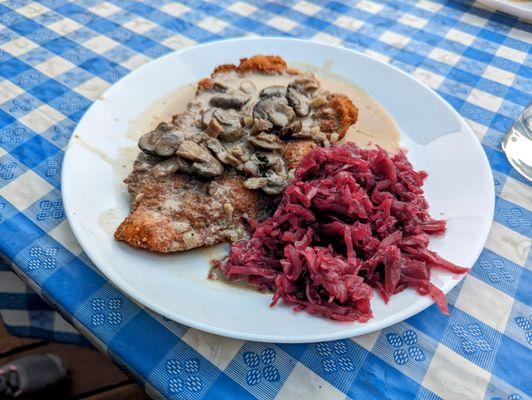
xmin=0 ymin=108 xmax=16 ymax=126
xmin=149 ymin=340 xmax=222 ymax=399
xmin=407 ymin=304 xmax=451 ymax=342
xmin=0 ymin=153 xmax=27 ymax=188
xmin=0 ymin=92 xmax=41 ymax=119
xmin=42 ymin=36 xmax=78 ymax=55
xmin=31 ymin=151 xmax=62 ymax=188
xmin=9 ymin=18 xmax=42 ymax=36
xmin=28 ymin=78 xmax=70 ymax=103
xmin=41 ymin=117 xmax=74 ymax=149
xmin=505 ymin=299 xmax=532 ymax=349
xmin=491 ymin=335 xmax=531 ymax=395
xmin=514 ymin=268 xmax=531 ymax=305
xmin=0 ymin=196 xmax=18 ymax=224
xmin=347 ymin=352 xmax=421 ymax=399
xmin=439 ymin=308 xmax=501 ymax=370
xmin=0 ymin=56 xmax=30 ymax=79
xmin=48 ymin=91 xmax=91 ymax=120
xmin=10 ymin=68 xmax=49 ymax=91
xmin=10 ymin=134 xmax=60 ymax=169
xmin=298 ymin=339 xmax=367 ymax=393
xmin=483 ymin=145 xmax=512 ymax=175
xmin=109 ymin=312 xmax=182 ymax=377
xmin=79 ymin=56 xmax=128 ymax=83
xmin=494 ymin=197 xmax=531 ymax=237
xmin=43 ymin=256 xmax=107 ymax=312
xmin=24 ymin=189 xmax=63 ymax=232
xmin=224 ymin=343 xmax=297 ymax=399
xmin=470 ymin=249 xmax=523 ymax=297
xmin=204 ymin=373 xmax=256 ymax=400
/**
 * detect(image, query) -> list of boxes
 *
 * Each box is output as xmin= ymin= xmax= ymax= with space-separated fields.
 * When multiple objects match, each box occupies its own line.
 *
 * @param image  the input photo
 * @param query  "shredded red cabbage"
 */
xmin=216 ymin=143 xmax=468 ymax=322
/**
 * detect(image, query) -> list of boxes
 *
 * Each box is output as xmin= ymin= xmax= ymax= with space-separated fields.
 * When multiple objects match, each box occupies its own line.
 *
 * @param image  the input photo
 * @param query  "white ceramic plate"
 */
xmin=477 ymin=0 xmax=532 ymax=20
xmin=62 ymin=38 xmax=494 ymax=343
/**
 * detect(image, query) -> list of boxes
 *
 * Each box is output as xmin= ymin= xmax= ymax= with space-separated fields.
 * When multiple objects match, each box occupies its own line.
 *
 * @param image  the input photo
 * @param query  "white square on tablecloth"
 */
xmin=19 ymin=104 xmax=64 ymax=134
xmin=198 ymin=17 xmax=229 ymax=33
xmin=35 ymin=55 xmax=76 ymax=78
xmin=356 ymin=0 xmax=383 ymax=14
xmin=428 ymin=47 xmax=461 ymax=66
xmin=275 ymin=363 xmax=345 ymax=400
xmin=47 ymin=18 xmax=83 ymax=35
xmin=415 ymin=0 xmax=443 ymax=13
xmin=267 ymin=16 xmax=298 ymax=32
xmin=352 ymin=330 xmax=380 ymax=351
xmin=466 ymin=119 xmax=488 ymax=141
xmin=293 ymin=1 xmax=321 ymax=15
xmin=483 ymin=65 xmax=516 ymax=87
xmin=312 ymin=32 xmax=342 ymax=46
xmin=88 ymin=1 xmax=122 ymax=17
xmin=0 ymin=170 xmax=53 ymax=211
xmin=454 ymin=275 xmax=513 ymax=332
xmin=500 ymin=176 xmax=532 ymax=211
xmin=0 ymin=80 xmax=25 ymax=105
xmin=467 ymin=88 xmax=503 ymax=113
xmin=0 ymin=36 xmax=38 ymax=57
xmin=160 ymin=2 xmax=190 ymax=17
xmin=228 ymin=2 xmax=257 ymax=16
xmin=508 ymin=27 xmax=530 ymax=43
xmin=411 ymin=68 xmax=445 ymax=89
xmin=495 ymin=45 xmax=527 ymax=65
xmin=74 ymin=76 xmax=111 ymax=101
xmin=485 ymin=222 xmax=529 ymax=267
xmin=15 ymin=3 xmax=49 ymax=18
xmin=0 ymin=309 xmax=31 ymax=326
xmin=422 ymin=344 xmax=491 ymax=399
xmin=398 ymin=14 xmax=428 ymax=30
xmin=379 ymin=31 xmax=410 ymax=49
xmin=334 ymin=15 xmax=363 ymax=31
xmin=82 ymin=35 xmax=120 ymax=55
xmin=182 ymin=329 xmax=244 ymax=369
xmin=123 ymin=17 xmax=158 ymax=35
xmin=459 ymin=12 xmax=488 ymax=29
xmin=120 ymin=53 xmax=151 ymax=70
xmin=0 ymin=270 xmax=28 ymax=293
xmin=53 ymin=313 xmax=79 ymax=333
xmin=363 ymin=49 xmax=390 ymax=63
xmin=446 ymin=29 xmax=476 ymax=47
xmin=49 ymin=220 xmax=84 ymax=256
xmin=0 ymin=148 xmax=6 ymax=158
xmin=161 ymin=34 xmax=196 ymax=51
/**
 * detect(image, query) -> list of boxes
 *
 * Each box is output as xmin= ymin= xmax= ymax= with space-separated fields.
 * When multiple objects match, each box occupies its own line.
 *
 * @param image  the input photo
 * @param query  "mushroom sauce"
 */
xmin=133 ymin=69 xmax=400 ymax=197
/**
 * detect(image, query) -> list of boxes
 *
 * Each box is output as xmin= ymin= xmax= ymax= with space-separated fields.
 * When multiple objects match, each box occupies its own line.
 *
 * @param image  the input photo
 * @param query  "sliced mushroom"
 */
xmin=138 ymin=122 xmax=184 ymax=158
xmin=243 ymin=160 xmax=260 ymax=176
xmin=153 ymin=156 xmax=180 ymax=176
xmin=310 ymin=96 xmax=328 ymax=109
xmin=243 ymin=177 xmax=268 ymax=189
xmin=248 ymin=133 xmax=282 ymax=150
xmin=252 ymin=151 xmax=284 ymax=173
xmin=212 ymin=81 xmax=228 ymax=92
xmin=209 ymin=94 xmax=249 ymax=110
xmin=213 ymin=109 xmax=243 ymax=142
xmin=259 ymin=85 xmax=286 ymax=99
xmin=231 ymin=144 xmax=253 ymax=162
xmin=286 ymin=85 xmax=310 ymax=117
xmin=201 ymin=108 xmax=215 ymax=128
xmin=263 ymin=170 xmax=287 ymax=195
xmin=239 ymin=81 xmax=256 ymax=94
xmin=191 ymin=159 xmax=224 ymax=177
xmin=253 ymin=97 xmax=295 ymax=129
xmin=176 ymin=140 xmax=213 ymax=163
xmin=205 ymin=117 xmax=224 ymax=138
xmin=291 ymin=74 xmax=320 ymax=93
xmin=205 ymin=138 xmax=240 ymax=167
xmin=250 ymin=118 xmax=273 ymax=135
xmin=280 ymin=120 xmax=303 ymax=138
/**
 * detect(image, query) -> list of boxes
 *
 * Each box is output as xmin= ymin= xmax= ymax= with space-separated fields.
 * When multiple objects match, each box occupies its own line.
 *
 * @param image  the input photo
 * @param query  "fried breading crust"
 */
xmin=318 ymin=94 xmax=358 ymax=139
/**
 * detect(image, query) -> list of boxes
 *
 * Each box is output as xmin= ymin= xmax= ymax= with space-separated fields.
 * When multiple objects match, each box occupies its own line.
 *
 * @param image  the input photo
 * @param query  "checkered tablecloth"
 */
xmin=0 ymin=0 xmax=530 ymax=399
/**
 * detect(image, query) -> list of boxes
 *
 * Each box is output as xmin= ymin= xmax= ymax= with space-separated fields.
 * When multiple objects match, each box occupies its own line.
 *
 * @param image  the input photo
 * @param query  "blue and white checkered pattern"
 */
xmin=0 ymin=0 xmax=530 ymax=399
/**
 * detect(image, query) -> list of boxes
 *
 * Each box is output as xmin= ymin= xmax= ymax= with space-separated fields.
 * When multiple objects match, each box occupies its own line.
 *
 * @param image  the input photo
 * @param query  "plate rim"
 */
xmin=62 ymin=37 xmax=495 ymax=343
xmin=476 ymin=0 xmax=532 ymax=21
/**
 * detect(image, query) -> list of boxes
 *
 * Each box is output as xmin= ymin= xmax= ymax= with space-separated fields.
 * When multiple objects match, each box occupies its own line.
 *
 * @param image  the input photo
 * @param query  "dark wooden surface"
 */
xmin=0 ymin=322 xmax=150 ymax=399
